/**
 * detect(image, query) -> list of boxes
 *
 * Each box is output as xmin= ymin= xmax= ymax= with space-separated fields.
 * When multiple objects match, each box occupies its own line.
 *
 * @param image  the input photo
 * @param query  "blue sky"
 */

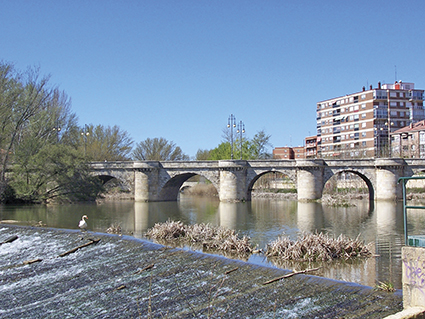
xmin=1 ymin=0 xmax=425 ymax=158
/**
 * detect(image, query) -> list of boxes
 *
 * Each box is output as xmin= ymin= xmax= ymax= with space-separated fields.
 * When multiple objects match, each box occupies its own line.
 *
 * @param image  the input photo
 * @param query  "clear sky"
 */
xmin=1 ymin=0 xmax=425 ymax=158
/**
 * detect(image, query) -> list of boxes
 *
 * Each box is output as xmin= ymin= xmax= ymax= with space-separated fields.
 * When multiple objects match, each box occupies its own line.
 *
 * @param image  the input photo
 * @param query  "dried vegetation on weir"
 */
xmin=146 ymin=220 xmax=373 ymax=262
xmin=146 ymin=220 xmax=253 ymax=254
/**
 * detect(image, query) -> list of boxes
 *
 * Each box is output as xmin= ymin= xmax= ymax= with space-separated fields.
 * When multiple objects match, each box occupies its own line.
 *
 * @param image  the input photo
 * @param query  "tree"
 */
xmin=208 ymin=142 xmax=231 ymax=160
xmin=195 ymin=149 xmax=211 ymax=160
xmin=250 ymin=129 xmax=273 ymax=159
xmin=206 ymin=129 xmax=272 ymax=160
xmin=132 ymin=137 xmax=189 ymax=161
xmin=10 ymin=143 xmax=103 ymax=202
xmin=0 ymin=62 xmax=104 ymax=203
xmin=78 ymin=124 xmax=133 ymax=161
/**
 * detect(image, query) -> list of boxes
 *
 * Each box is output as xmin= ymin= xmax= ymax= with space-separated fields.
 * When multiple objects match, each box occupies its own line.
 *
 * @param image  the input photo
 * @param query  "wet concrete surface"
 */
xmin=0 ymin=224 xmax=403 ymax=318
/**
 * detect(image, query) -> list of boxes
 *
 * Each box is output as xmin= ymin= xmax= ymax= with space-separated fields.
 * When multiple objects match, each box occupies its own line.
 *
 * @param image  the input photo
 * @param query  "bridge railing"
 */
xmin=398 ymin=176 xmax=425 ymax=246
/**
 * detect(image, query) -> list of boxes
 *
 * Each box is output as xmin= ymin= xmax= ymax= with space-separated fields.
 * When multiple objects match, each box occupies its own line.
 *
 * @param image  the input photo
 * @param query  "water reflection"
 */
xmin=1 ymin=196 xmax=422 ymax=289
xmin=297 ymin=202 xmax=324 ymax=233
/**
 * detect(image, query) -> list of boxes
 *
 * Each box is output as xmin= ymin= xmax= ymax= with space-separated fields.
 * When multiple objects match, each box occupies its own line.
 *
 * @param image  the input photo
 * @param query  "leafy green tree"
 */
xmin=78 ymin=124 xmax=133 ymax=161
xmin=0 ymin=62 xmax=104 ymax=203
xmin=207 ymin=129 xmax=272 ymax=160
xmin=208 ymin=142 xmax=231 ymax=160
xmin=11 ymin=144 xmax=103 ymax=202
xmin=132 ymin=137 xmax=189 ymax=161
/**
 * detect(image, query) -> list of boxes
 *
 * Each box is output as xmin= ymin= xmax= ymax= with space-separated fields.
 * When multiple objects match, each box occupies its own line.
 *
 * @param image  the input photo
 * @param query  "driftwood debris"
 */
xmin=0 ymin=235 xmax=18 ymax=245
xmin=58 ymin=239 xmax=101 ymax=257
xmin=134 ymin=263 xmax=154 ymax=274
xmin=224 ymin=267 xmax=239 ymax=275
xmin=262 ymin=267 xmax=322 ymax=285
xmin=23 ymin=258 xmax=43 ymax=265
xmin=106 ymin=284 xmax=127 ymax=294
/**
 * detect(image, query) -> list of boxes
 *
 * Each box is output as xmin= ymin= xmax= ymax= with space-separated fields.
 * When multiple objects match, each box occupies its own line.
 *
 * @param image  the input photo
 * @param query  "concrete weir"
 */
xmin=0 ymin=225 xmax=404 ymax=318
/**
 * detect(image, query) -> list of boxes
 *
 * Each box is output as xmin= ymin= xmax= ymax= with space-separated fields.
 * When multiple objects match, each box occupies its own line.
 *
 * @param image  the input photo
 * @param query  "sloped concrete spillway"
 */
xmin=0 ymin=225 xmax=402 ymax=318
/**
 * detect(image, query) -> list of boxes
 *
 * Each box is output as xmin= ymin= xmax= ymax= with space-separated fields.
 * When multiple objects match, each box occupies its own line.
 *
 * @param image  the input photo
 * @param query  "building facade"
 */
xmin=273 ymin=147 xmax=294 ymax=159
xmin=317 ymin=81 xmax=424 ymax=158
xmin=305 ymin=136 xmax=317 ymax=158
xmin=273 ymin=146 xmax=306 ymax=159
xmin=391 ymin=120 xmax=425 ymax=158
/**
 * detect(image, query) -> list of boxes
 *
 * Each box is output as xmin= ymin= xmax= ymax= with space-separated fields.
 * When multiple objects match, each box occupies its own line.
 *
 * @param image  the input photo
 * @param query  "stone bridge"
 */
xmin=89 ymin=158 xmax=425 ymax=202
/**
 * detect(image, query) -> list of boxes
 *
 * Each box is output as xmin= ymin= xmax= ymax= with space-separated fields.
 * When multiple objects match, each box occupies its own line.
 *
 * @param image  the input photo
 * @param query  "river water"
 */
xmin=1 ymin=196 xmax=423 ymax=289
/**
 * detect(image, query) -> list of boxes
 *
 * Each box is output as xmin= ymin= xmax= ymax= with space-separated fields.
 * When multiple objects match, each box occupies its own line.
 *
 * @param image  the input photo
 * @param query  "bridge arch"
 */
xmin=246 ymin=169 xmax=297 ymax=201
xmin=91 ymin=172 xmax=133 ymax=195
xmin=323 ymin=169 xmax=375 ymax=202
xmin=158 ymin=172 xmax=220 ymax=201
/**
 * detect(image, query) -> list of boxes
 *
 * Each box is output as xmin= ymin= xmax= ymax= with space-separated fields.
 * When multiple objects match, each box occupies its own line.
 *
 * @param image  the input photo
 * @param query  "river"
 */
xmin=1 ymin=195 xmax=423 ymax=289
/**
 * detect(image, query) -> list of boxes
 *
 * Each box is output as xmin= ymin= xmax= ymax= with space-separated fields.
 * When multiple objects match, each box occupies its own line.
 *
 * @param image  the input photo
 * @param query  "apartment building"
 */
xmin=305 ymin=136 xmax=317 ymax=158
xmin=391 ymin=120 xmax=425 ymax=158
xmin=273 ymin=146 xmax=306 ymax=159
xmin=273 ymin=147 xmax=294 ymax=159
xmin=317 ymin=81 xmax=424 ymax=158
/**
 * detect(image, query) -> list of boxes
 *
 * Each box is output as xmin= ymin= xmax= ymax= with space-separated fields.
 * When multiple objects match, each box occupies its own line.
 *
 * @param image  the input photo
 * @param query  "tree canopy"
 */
xmin=78 ymin=124 xmax=133 ymax=161
xmin=0 ymin=62 xmax=103 ymax=203
xmin=205 ymin=129 xmax=272 ymax=160
xmin=132 ymin=137 xmax=189 ymax=161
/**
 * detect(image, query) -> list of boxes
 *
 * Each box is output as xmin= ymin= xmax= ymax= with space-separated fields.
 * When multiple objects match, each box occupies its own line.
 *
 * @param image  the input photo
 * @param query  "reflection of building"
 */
xmin=391 ymin=120 xmax=425 ymax=158
xmin=317 ymin=81 xmax=424 ymax=158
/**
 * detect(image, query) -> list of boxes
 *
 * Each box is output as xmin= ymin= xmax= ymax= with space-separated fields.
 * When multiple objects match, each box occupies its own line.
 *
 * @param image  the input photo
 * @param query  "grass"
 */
xmin=374 ymin=281 xmax=396 ymax=292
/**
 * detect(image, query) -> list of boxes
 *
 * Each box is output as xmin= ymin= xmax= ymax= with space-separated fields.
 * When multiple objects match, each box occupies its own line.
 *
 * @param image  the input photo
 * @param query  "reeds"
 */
xmin=146 ymin=220 xmax=253 ymax=254
xmin=146 ymin=221 xmax=372 ymax=262
xmin=265 ymin=232 xmax=373 ymax=262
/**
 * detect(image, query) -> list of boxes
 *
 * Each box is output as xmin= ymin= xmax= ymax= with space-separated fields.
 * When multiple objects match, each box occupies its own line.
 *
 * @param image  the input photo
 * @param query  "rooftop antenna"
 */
xmin=395 ymin=65 xmax=397 ymax=82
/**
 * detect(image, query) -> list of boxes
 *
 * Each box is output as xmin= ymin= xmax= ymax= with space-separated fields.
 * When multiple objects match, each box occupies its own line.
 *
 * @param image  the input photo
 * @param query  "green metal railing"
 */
xmin=398 ymin=176 xmax=425 ymax=245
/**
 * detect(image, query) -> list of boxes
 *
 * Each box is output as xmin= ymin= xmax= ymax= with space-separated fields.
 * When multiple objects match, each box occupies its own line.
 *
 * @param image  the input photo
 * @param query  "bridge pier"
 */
xmin=296 ymin=160 xmax=325 ymax=201
xmin=134 ymin=162 xmax=160 ymax=202
xmin=219 ymin=160 xmax=248 ymax=202
xmin=375 ymin=158 xmax=404 ymax=201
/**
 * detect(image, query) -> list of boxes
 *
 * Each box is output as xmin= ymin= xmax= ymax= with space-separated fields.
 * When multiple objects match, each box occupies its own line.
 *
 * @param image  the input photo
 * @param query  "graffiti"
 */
xmin=403 ymin=256 xmax=425 ymax=296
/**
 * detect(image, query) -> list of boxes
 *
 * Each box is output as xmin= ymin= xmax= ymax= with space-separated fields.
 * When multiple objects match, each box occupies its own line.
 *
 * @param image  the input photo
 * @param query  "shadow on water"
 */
xmin=0 ymin=196 xmax=414 ymax=289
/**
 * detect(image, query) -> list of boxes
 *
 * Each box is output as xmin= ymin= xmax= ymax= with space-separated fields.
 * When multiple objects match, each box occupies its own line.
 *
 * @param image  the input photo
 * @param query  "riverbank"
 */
xmin=0 ymin=224 xmax=403 ymax=318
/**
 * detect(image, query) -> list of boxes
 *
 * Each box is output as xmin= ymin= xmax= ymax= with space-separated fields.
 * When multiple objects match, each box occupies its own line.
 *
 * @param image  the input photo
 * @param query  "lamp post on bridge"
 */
xmin=81 ymin=124 xmax=90 ymax=158
xmin=227 ymin=114 xmax=236 ymax=160
xmin=236 ymin=120 xmax=245 ymax=160
xmin=52 ymin=121 xmax=61 ymax=143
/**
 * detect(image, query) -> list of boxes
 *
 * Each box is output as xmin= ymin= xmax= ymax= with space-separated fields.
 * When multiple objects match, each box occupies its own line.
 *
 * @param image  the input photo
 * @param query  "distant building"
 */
xmin=317 ymin=81 xmax=424 ymax=158
xmin=305 ymin=136 xmax=317 ymax=158
xmin=273 ymin=146 xmax=305 ymax=159
xmin=391 ymin=120 xmax=425 ymax=158
xmin=292 ymin=146 xmax=305 ymax=159
xmin=273 ymin=147 xmax=294 ymax=159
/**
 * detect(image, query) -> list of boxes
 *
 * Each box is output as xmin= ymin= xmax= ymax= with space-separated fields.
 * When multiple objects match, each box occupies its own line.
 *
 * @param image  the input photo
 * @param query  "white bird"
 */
xmin=79 ymin=215 xmax=88 ymax=230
